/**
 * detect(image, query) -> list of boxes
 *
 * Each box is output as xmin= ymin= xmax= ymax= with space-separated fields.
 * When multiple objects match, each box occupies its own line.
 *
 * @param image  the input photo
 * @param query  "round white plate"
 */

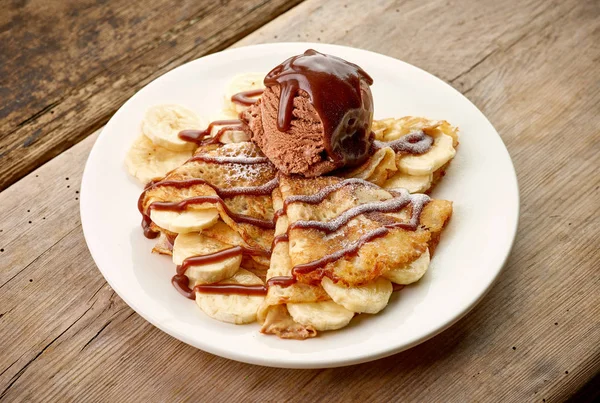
xmin=81 ymin=43 xmax=519 ymax=368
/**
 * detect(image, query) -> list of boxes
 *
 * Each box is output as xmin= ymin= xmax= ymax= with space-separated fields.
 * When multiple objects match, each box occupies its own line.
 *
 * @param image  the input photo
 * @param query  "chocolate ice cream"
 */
xmin=241 ymin=49 xmax=374 ymax=177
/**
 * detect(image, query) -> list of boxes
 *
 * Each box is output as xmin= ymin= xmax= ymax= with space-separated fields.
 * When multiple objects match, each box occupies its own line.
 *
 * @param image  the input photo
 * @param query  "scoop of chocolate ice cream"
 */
xmin=241 ymin=49 xmax=374 ymax=177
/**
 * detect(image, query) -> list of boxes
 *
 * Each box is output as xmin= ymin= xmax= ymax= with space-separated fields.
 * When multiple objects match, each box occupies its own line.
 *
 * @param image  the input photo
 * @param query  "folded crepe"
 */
xmin=344 ymin=117 xmax=459 ymax=193
xmin=259 ymin=175 xmax=452 ymax=339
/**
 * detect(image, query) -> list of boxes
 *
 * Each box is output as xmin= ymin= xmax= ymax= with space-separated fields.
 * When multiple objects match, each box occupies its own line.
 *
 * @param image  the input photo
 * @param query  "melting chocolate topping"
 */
xmin=264 ymin=49 xmax=374 ymax=168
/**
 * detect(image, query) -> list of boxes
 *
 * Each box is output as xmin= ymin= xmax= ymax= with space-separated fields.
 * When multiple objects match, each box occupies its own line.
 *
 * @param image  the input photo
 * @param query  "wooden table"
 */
xmin=1 ymin=0 xmax=598 ymax=401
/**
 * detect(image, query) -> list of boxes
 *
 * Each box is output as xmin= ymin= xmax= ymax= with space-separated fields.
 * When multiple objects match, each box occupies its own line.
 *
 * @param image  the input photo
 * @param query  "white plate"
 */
xmin=81 ymin=43 xmax=519 ymax=368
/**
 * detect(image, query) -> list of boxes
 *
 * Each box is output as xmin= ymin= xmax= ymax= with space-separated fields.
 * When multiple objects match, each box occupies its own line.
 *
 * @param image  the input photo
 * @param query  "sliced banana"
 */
xmin=224 ymin=72 xmax=266 ymax=114
xmin=398 ymin=133 xmax=456 ymax=176
xmin=125 ymin=135 xmax=192 ymax=184
xmin=195 ymin=269 xmax=264 ymax=324
xmin=383 ymin=171 xmax=433 ymax=194
xmin=141 ymin=104 xmax=203 ymax=151
xmin=287 ymin=301 xmax=354 ymax=331
xmin=150 ymin=207 xmax=219 ymax=234
xmin=173 ymin=233 xmax=242 ymax=285
xmin=321 ymin=277 xmax=393 ymax=314
xmin=347 ymin=146 xmax=397 ymax=186
xmin=384 ymin=248 xmax=430 ymax=285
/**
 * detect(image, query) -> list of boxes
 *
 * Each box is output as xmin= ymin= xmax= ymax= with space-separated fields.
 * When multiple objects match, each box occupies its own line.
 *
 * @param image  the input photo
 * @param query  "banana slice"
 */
xmin=224 ymin=72 xmax=266 ymax=114
xmin=384 ymin=248 xmax=430 ymax=285
xmin=125 ymin=135 xmax=192 ymax=184
xmin=150 ymin=206 xmax=219 ymax=234
xmin=321 ymin=277 xmax=393 ymax=314
xmin=287 ymin=301 xmax=354 ymax=331
xmin=195 ymin=269 xmax=264 ymax=324
xmin=398 ymin=133 xmax=456 ymax=176
xmin=141 ymin=104 xmax=203 ymax=151
xmin=383 ymin=171 xmax=433 ymax=193
xmin=347 ymin=146 xmax=397 ymax=187
xmin=173 ymin=233 xmax=242 ymax=285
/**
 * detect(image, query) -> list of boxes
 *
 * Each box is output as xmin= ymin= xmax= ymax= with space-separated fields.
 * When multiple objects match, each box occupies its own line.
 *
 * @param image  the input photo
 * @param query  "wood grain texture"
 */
xmin=1 ymin=0 xmax=599 ymax=401
xmin=0 ymin=0 xmax=303 ymax=192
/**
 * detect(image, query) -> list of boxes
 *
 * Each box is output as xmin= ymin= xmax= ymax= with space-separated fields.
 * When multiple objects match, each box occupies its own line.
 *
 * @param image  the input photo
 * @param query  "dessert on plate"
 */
xmin=126 ymin=49 xmax=459 ymax=338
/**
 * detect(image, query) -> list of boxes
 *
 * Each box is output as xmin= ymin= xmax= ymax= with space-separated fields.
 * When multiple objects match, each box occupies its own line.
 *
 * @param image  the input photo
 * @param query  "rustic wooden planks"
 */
xmin=0 ymin=0 xmax=303 ymax=191
xmin=1 ymin=0 xmax=599 ymax=401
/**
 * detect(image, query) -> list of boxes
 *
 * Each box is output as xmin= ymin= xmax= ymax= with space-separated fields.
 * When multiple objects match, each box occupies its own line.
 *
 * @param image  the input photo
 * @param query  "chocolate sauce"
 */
xmin=288 ymin=190 xmax=423 ymax=235
xmin=392 ymin=283 xmax=405 ymax=292
xmin=143 ymin=177 xmax=278 ymax=200
xmin=172 ymin=274 xmax=195 ymax=299
xmin=271 ymin=233 xmax=289 ymax=248
xmin=194 ymin=283 xmax=267 ymax=296
xmin=267 ymin=276 xmax=297 ymax=287
xmin=273 ymin=208 xmax=286 ymax=222
xmin=264 ymin=49 xmax=374 ymax=168
xmin=173 ymin=246 xmax=271 ymax=297
xmin=178 ymin=119 xmax=243 ymax=145
xmin=282 ymin=178 xmax=378 ymax=210
xmin=385 ymin=192 xmax=430 ymax=231
xmin=149 ymin=196 xmax=275 ymax=229
xmin=176 ymin=245 xmax=269 ymax=275
xmin=373 ymin=131 xmax=433 ymax=155
xmin=231 ymin=89 xmax=264 ymax=106
xmin=139 ymin=180 xmax=160 ymax=238
xmin=142 ymin=215 xmax=159 ymax=239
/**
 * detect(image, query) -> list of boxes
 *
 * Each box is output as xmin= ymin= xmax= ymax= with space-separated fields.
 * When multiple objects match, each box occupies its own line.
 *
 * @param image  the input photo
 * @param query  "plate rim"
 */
xmin=80 ymin=42 xmax=520 ymax=368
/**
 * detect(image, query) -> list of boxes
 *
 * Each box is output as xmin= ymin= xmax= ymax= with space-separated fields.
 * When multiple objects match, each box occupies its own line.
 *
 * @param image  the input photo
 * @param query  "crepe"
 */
xmin=258 ymin=175 xmax=453 ymax=338
xmin=344 ymin=117 xmax=459 ymax=193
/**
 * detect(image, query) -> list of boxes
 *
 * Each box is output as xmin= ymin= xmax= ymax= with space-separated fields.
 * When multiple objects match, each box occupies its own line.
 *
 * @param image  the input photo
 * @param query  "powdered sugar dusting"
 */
xmin=374 ymin=130 xmax=433 ymax=155
xmin=284 ymin=178 xmax=379 ymax=207
xmin=289 ymin=188 xmax=430 ymax=234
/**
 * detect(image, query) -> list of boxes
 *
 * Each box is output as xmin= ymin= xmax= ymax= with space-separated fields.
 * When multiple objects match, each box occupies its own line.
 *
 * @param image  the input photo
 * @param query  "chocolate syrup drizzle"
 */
xmin=195 ymin=283 xmax=268 ymax=296
xmin=177 ymin=246 xmax=269 ymax=276
xmin=231 ymin=89 xmax=264 ymax=106
xmin=178 ymin=119 xmax=244 ymax=145
xmin=175 ymin=246 xmax=270 ymax=300
xmin=288 ymin=190 xmax=428 ymax=234
xmin=264 ymin=49 xmax=374 ymax=168
xmin=373 ymin=130 xmax=434 ymax=155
